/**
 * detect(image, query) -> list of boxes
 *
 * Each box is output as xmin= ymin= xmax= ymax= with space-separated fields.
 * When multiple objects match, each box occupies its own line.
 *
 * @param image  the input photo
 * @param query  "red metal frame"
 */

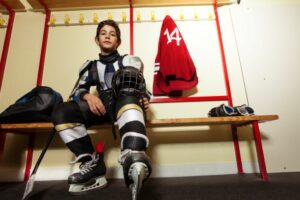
xmin=231 ymin=126 xmax=243 ymax=174
xmin=24 ymin=134 xmax=35 ymax=181
xmin=22 ymin=0 xmax=51 ymax=181
xmin=0 ymin=0 xmax=51 ymax=181
xmin=151 ymin=95 xmax=228 ymax=103
xmin=252 ymin=121 xmax=268 ymax=181
xmin=36 ymin=0 xmax=51 ymax=86
xmin=147 ymin=2 xmax=268 ymax=179
xmin=150 ymin=3 xmax=234 ymax=105
xmin=129 ymin=0 xmax=134 ymax=55
xmin=0 ymin=0 xmax=15 ymax=91
xmin=140 ymin=1 xmax=244 ymax=176
xmin=0 ymin=0 xmax=51 ymax=182
xmin=0 ymin=0 xmax=14 ymax=177
xmin=212 ymin=1 xmax=243 ymax=175
xmin=213 ymin=2 xmax=233 ymax=107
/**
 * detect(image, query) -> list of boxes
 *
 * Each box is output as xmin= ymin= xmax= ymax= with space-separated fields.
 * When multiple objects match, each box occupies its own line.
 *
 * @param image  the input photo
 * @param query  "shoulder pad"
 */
xmin=122 ymin=55 xmax=144 ymax=72
xmin=79 ymin=60 xmax=93 ymax=76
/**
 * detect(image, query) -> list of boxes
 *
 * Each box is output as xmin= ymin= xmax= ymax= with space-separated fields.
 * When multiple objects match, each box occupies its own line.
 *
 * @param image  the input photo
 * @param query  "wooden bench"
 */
xmin=0 ymin=115 xmax=278 ymax=182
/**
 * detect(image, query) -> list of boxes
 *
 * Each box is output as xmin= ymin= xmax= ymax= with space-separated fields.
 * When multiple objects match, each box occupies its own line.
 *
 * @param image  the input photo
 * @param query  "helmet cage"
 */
xmin=112 ymin=66 xmax=146 ymax=98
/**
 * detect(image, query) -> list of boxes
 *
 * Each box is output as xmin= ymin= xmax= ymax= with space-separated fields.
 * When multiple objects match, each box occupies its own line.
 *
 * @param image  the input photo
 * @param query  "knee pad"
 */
xmin=115 ymin=96 xmax=149 ymax=151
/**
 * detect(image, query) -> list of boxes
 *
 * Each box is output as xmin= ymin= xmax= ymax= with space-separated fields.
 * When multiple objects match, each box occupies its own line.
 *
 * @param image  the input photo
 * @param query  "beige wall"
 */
xmin=230 ymin=2 xmax=300 ymax=173
xmin=1 ymin=0 xmax=300 ymax=181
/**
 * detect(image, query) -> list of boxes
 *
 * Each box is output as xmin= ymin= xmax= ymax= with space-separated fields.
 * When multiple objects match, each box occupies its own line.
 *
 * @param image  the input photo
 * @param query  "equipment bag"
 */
xmin=0 ymin=86 xmax=63 ymax=123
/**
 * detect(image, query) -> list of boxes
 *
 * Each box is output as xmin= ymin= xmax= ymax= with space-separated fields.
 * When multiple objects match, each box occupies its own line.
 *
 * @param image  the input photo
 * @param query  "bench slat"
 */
xmin=147 ymin=115 xmax=278 ymax=126
xmin=0 ymin=115 xmax=278 ymax=131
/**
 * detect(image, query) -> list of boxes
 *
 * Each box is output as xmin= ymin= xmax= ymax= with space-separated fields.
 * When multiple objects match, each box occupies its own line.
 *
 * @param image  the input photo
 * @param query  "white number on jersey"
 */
xmin=164 ymin=28 xmax=182 ymax=46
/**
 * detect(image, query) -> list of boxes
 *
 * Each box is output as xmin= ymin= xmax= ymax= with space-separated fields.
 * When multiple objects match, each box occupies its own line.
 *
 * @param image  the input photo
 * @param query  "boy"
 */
xmin=52 ymin=20 xmax=151 ymax=199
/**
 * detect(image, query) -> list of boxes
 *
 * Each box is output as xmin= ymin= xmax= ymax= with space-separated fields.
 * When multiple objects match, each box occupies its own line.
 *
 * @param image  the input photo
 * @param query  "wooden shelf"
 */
xmin=134 ymin=0 xmax=234 ymax=7
xmin=27 ymin=0 xmax=235 ymax=11
xmin=27 ymin=0 xmax=130 ymax=11
xmin=0 ymin=0 xmax=26 ymax=12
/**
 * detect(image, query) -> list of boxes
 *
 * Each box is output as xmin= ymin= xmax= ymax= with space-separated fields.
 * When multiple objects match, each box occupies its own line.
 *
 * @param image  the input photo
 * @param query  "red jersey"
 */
xmin=153 ymin=15 xmax=198 ymax=95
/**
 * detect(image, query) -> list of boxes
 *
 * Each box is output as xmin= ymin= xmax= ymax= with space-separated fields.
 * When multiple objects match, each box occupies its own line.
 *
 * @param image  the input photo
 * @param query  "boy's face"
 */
xmin=95 ymin=25 xmax=120 ymax=55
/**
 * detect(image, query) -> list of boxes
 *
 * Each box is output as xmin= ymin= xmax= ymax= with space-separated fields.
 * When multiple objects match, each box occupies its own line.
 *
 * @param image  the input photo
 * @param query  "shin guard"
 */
xmin=115 ymin=96 xmax=152 ymax=198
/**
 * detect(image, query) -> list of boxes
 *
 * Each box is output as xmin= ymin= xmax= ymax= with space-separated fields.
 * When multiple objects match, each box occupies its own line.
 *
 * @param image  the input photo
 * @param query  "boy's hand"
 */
xmin=83 ymin=93 xmax=106 ymax=116
xmin=140 ymin=97 xmax=150 ymax=112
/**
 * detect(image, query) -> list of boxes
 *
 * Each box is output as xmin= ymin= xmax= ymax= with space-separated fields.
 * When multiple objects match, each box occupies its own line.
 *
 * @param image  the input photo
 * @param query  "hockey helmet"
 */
xmin=112 ymin=66 xmax=146 ymax=98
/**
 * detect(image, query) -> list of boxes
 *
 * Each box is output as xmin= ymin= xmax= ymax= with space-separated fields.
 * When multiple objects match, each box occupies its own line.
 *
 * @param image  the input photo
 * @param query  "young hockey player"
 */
xmin=52 ymin=19 xmax=152 ymax=200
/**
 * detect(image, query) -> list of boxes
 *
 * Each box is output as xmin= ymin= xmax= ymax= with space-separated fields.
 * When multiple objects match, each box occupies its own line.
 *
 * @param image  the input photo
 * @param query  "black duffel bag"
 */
xmin=0 ymin=86 xmax=63 ymax=123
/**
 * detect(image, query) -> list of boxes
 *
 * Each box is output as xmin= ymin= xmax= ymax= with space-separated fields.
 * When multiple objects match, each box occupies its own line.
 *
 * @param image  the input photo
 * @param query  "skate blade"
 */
xmin=129 ymin=162 xmax=149 ymax=200
xmin=69 ymin=176 xmax=107 ymax=195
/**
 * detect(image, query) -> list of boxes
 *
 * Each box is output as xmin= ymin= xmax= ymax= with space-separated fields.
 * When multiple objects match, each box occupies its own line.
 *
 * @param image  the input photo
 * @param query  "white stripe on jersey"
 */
xmin=113 ymin=60 xmax=120 ymax=72
xmin=154 ymin=66 xmax=160 ymax=72
xmin=96 ymin=61 xmax=107 ymax=90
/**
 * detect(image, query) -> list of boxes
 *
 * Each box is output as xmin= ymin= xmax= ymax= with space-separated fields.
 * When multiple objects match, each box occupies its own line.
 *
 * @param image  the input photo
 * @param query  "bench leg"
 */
xmin=252 ymin=121 xmax=268 ymax=181
xmin=231 ymin=125 xmax=243 ymax=174
xmin=24 ymin=133 xmax=35 ymax=182
xmin=0 ymin=131 xmax=7 ymax=160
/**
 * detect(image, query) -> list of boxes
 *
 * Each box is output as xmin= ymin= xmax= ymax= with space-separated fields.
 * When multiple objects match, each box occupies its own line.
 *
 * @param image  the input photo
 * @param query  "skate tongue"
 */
xmin=96 ymin=141 xmax=105 ymax=153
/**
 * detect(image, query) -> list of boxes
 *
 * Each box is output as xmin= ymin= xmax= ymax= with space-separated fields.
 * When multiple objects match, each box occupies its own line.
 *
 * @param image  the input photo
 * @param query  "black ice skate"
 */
xmin=68 ymin=153 xmax=107 ymax=194
xmin=120 ymin=150 xmax=152 ymax=200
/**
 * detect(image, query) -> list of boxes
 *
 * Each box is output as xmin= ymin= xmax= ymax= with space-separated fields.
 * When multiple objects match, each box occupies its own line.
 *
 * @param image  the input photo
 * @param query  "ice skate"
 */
xmin=68 ymin=153 xmax=107 ymax=195
xmin=120 ymin=150 xmax=152 ymax=200
xmin=69 ymin=175 xmax=107 ymax=195
xmin=129 ymin=162 xmax=148 ymax=200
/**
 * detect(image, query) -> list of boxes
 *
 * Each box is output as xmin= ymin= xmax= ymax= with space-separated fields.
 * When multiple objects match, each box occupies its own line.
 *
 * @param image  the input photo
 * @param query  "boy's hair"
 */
xmin=96 ymin=20 xmax=121 ymax=44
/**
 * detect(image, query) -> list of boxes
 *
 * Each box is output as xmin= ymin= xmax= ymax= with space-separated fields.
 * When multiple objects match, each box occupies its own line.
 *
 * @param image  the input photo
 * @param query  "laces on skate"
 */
xmin=69 ymin=153 xmax=93 ymax=164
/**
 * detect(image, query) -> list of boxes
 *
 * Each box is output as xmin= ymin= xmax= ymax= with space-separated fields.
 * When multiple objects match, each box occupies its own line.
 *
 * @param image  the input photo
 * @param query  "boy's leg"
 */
xmin=115 ymin=96 xmax=152 ymax=200
xmin=52 ymin=101 xmax=107 ymax=194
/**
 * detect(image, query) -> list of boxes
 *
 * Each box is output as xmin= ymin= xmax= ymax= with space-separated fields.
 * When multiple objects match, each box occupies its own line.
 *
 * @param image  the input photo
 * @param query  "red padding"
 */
xmin=96 ymin=141 xmax=105 ymax=153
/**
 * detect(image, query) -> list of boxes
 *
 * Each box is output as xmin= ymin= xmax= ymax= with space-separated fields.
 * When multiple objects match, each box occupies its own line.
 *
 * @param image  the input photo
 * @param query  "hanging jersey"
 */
xmin=153 ymin=15 xmax=198 ymax=95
